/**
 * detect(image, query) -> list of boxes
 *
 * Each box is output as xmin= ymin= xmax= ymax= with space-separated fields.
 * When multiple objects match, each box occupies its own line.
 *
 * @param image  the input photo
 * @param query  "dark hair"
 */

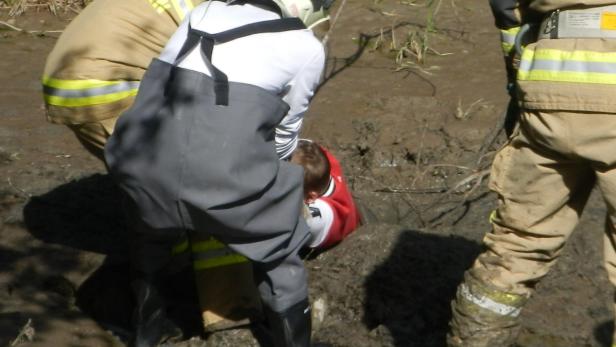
xmin=291 ymin=141 xmax=330 ymax=195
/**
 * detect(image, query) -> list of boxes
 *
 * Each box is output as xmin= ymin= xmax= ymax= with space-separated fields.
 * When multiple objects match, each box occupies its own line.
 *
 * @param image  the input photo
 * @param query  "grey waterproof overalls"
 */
xmin=104 ymin=18 xmax=312 ymax=313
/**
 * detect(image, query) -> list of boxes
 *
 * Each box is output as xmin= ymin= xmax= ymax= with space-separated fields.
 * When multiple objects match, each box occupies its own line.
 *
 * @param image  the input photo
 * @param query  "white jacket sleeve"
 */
xmin=158 ymin=15 xmax=192 ymax=64
xmin=305 ymin=199 xmax=334 ymax=248
xmin=276 ymin=46 xmax=325 ymax=159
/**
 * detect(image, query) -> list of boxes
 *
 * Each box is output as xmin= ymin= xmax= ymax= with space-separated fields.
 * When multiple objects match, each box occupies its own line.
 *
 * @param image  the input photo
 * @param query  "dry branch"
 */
xmin=10 ymin=319 xmax=34 ymax=346
xmin=321 ymin=0 xmax=348 ymax=47
xmin=375 ymin=187 xmax=447 ymax=194
xmin=0 ymin=20 xmax=62 ymax=34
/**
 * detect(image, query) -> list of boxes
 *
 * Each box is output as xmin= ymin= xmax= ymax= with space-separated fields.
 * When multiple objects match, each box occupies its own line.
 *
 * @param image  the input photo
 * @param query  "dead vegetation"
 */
xmin=0 ymin=0 xmax=89 ymax=16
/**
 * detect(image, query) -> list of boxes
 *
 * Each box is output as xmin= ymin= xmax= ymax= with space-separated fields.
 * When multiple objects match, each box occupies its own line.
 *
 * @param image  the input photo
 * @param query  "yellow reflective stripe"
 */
xmin=459 ymin=283 xmax=522 ymax=317
xmin=500 ymin=27 xmax=520 ymax=55
xmin=518 ymin=70 xmax=616 ymax=84
xmin=518 ymin=48 xmax=616 ymax=83
xmin=147 ymin=0 xmax=194 ymax=19
xmin=191 ymin=238 xmax=226 ymax=252
xmin=526 ymin=48 xmax=616 ymax=63
xmin=171 ymin=237 xmax=249 ymax=269
xmin=489 ymin=210 xmax=497 ymax=223
xmin=42 ymin=76 xmax=121 ymax=89
xmin=193 ymin=253 xmax=248 ymax=270
xmin=172 ymin=239 xmax=190 ymax=255
xmin=42 ymin=76 xmax=140 ymax=107
xmin=191 ymin=237 xmax=248 ymax=269
xmin=148 ymin=0 xmax=172 ymax=14
xmin=43 ymin=89 xmax=138 ymax=107
xmin=502 ymin=42 xmax=514 ymax=55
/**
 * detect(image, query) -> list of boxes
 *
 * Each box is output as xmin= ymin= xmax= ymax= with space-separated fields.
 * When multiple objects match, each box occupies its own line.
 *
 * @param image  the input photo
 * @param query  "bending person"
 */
xmin=104 ymin=0 xmax=330 ymax=346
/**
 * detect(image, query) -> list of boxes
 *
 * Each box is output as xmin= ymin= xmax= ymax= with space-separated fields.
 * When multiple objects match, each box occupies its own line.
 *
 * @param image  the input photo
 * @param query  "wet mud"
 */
xmin=0 ymin=1 xmax=614 ymax=346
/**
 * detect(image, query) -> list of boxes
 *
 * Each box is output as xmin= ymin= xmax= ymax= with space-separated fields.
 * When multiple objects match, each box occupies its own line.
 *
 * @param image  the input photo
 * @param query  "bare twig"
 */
xmin=322 ymin=0 xmax=348 ymax=47
xmin=444 ymin=169 xmax=490 ymax=195
xmin=7 ymin=177 xmax=32 ymax=198
xmin=415 ymin=124 xmax=427 ymax=169
xmin=10 ymin=319 xmax=35 ymax=346
xmin=418 ymin=105 xmax=507 ymax=225
xmin=8 ymin=0 xmax=26 ymax=17
xmin=427 ymin=163 xmax=471 ymax=171
xmin=0 ymin=20 xmax=24 ymax=32
xmin=455 ymin=98 xmax=484 ymax=120
xmin=0 ymin=20 xmax=63 ymax=34
xmin=400 ymin=196 xmax=427 ymax=227
xmin=476 ymin=108 xmax=508 ymax=167
xmin=420 ymin=168 xmax=490 ymax=216
xmin=375 ymin=186 xmax=447 ymax=194
xmin=0 ymin=4 xmax=47 ymax=9
xmin=427 ymin=171 xmax=489 ymax=228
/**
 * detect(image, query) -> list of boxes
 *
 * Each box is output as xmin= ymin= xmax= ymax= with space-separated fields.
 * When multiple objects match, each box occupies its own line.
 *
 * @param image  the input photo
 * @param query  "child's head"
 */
xmin=290 ymin=140 xmax=331 ymax=203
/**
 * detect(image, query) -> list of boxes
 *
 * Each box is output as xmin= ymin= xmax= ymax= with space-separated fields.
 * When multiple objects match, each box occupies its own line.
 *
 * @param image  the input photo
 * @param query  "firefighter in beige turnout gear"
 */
xmin=42 ymin=0 xmax=264 ymax=335
xmin=43 ymin=0 xmax=198 ymax=161
xmin=448 ymin=1 xmax=616 ymax=346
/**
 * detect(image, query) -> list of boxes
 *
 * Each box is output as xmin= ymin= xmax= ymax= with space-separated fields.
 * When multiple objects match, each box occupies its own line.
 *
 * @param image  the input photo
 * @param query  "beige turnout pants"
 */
xmin=477 ymin=109 xmax=616 ymax=295
xmin=449 ymin=109 xmax=616 ymax=346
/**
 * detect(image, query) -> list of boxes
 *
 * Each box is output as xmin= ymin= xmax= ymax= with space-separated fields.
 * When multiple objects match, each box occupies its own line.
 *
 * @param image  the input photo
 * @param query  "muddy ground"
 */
xmin=0 ymin=1 xmax=614 ymax=346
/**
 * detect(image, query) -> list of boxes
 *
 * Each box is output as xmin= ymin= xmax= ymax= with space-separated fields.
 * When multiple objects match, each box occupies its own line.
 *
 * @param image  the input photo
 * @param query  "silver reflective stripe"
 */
xmin=460 ymin=283 xmax=521 ymax=317
xmin=176 ymin=0 xmax=192 ymax=19
xmin=519 ymin=59 xmax=616 ymax=74
xmin=43 ymin=81 xmax=140 ymax=98
xmin=192 ymin=247 xmax=238 ymax=260
xmin=500 ymin=31 xmax=516 ymax=46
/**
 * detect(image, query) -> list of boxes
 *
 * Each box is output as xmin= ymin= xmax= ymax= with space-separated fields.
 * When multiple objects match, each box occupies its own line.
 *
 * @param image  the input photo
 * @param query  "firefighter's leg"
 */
xmin=596 ymin=164 xmax=616 ymax=347
xmin=66 ymin=117 xmax=117 ymax=161
xmin=183 ymin=233 xmax=262 ymax=332
xmin=130 ymin=231 xmax=185 ymax=347
xmin=45 ymin=94 xmax=133 ymax=161
xmin=603 ymin=218 xmax=616 ymax=347
xmin=448 ymin=110 xmax=595 ymax=347
xmin=125 ymin=197 xmax=184 ymax=347
xmin=253 ymin=249 xmax=311 ymax=347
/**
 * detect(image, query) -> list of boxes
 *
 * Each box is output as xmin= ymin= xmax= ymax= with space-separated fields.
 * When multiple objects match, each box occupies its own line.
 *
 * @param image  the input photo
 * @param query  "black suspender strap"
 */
xmin=173 ymin=18 xmax=307 ymax=106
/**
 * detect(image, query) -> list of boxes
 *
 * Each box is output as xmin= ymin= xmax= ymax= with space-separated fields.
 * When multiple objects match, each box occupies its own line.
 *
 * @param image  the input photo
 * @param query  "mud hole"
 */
xmin=0 ymin=1 xmax=615 ymax=347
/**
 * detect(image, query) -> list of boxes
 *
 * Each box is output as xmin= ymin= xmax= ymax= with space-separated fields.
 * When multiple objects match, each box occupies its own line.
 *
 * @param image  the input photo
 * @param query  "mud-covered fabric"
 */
xmin=448 ymin=273 xmax=526 ymax=347
xmin=448 ymin=110 xmax=616 ymax=345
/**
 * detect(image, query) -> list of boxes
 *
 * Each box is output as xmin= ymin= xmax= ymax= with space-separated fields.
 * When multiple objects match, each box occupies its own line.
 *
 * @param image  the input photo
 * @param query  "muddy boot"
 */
xmin=130 ymin=275 xmax=182 ymax=347
xmin=447 ymin=275 xmax=528 ymax=347
xmin=264 ymin=299 xmax=314 ymax=347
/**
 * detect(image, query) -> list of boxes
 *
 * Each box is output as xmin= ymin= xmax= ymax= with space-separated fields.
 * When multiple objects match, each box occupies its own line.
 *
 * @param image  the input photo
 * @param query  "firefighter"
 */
xmin=42 ymin=0 xmax=287 ymax=338
xmin=448 ymin=1 xmax=616 ymax=346
xmin=43 ymin=0 xmax=201 ymax=161
xmin=104 ymin=0 xmax=330 ymax=346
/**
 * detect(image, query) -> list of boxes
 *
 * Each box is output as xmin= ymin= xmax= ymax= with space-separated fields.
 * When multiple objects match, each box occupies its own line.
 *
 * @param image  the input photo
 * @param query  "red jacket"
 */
xmin=308 ymin=147 xmax=361 ymax=249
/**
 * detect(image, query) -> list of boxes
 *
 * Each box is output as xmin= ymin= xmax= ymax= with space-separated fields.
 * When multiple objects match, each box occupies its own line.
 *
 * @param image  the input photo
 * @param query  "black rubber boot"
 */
xmin=130 ymin=275 xmax=182 ymax=347
xmin=264 ymin=299 xmax=312 ymax=347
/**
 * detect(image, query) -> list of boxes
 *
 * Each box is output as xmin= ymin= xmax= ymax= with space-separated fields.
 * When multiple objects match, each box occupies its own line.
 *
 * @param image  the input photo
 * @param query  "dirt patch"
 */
xmin=0 ymin=1 xmax=614 ymax=347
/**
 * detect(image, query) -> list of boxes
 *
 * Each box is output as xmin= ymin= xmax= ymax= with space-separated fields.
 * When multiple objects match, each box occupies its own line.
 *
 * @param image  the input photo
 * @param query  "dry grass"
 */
xmin=368 ymin=0 xmax=453 ymax=75
xmin=0 ymin=0 xmax=90 ymax=16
